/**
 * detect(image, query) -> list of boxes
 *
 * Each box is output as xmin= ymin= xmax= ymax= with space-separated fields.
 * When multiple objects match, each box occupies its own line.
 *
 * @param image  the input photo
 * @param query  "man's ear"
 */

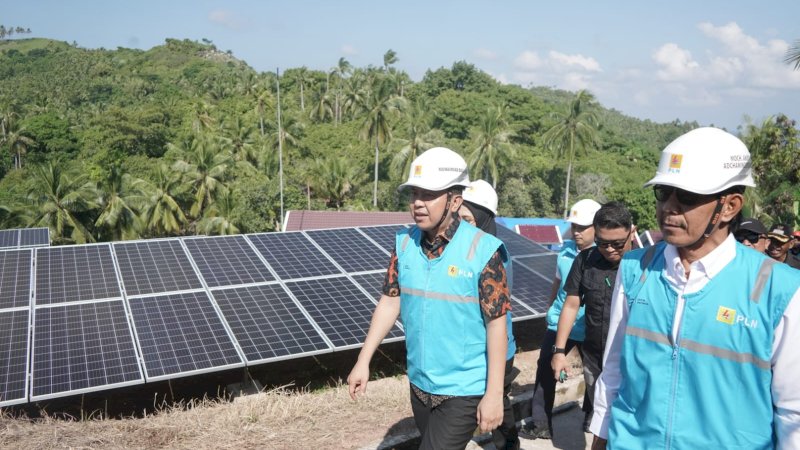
xmin=721 ymin=193 xmax=744 ymax=223
xmin=450 ymin=194 xmax=464 ymax=212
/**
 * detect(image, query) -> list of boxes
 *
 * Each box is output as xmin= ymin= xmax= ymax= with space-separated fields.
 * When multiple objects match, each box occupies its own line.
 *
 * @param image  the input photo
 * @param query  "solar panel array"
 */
xmin=0 ymin=221 xmax=556 ymax=405
xmin=0 ymin=228 xmax=50 ymax=250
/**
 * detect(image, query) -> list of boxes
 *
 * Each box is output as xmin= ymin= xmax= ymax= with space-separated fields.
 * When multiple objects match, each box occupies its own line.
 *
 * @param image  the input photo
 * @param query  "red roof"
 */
xmin=515 ymin=224 xmax=563 ymax=245
xmin=283 ymin=210 xmax=411 ymax=231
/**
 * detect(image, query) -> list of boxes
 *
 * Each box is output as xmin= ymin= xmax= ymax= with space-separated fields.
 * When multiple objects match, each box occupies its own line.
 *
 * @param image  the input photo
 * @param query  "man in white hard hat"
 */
xmin=521 ymin=198 xmax=600 ymax=440
xmin=459 ymin=179 xmax=520 ymax=450
xmin=590 ymin=128 xmax=800 ymax=449
xmin=348 ymin=148 xmax=514 ymax=449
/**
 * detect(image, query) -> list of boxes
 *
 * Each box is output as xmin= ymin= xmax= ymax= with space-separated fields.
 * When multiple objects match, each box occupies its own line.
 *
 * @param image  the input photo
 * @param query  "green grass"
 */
xmin=0 ymin=37 xmax=71 ymax=53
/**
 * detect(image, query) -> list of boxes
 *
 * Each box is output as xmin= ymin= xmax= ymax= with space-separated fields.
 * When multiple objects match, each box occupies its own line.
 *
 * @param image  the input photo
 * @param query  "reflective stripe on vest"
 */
xmin=402 ymin=287 xmax=478 ymax=304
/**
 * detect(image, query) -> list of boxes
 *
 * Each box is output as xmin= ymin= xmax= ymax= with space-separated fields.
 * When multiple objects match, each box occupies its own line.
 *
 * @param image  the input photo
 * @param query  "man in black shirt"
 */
xmin=550 ymin=201 xmax=634 ymax=430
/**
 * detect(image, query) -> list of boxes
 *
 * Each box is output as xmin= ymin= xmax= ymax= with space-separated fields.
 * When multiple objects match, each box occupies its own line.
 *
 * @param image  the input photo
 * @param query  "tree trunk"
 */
xmin=373 ymin=138 xmax=379 ymax=208
xmin=563 ymin=159 xmax=572 ymax=218
xmin=300 ymin=84 xmax=305 ymax=111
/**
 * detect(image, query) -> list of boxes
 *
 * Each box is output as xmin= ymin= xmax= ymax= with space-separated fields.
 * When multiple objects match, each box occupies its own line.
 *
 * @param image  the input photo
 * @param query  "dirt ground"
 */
xmin=0 ymin=345 xmax=585 ymax=450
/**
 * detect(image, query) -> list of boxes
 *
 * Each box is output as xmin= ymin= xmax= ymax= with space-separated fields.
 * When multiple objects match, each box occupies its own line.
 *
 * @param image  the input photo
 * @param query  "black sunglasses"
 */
xmin=735 ymin=231 xmax=762 ymax=245
xmin=595 ymin=232 xmax=632 ymax=250
xmin=653 ymin=185 xmax=718 ymax=207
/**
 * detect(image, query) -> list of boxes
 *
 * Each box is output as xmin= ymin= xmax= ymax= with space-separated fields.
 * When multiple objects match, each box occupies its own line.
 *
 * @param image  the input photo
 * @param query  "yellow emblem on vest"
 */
xmin=448 ymin=265 xmax=458 ymax=277
xmin=716 ymin=306 xmax=736 ymax=325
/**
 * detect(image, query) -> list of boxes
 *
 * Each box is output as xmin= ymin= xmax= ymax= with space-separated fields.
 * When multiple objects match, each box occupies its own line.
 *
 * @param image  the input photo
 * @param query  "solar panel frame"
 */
xmin=496 ymin=225 xmax=551 ymax=257
xmin=508 ymin=260 xmax=552 ymax=316
xmin=29 ymin=299 xmax=144 ymax=401
xmin=285 ymin=275 xmax=404 ymax=350
xmin=0 ymin=248 xmax=33 ymax=310
xmin=183 ymin=235 xmax=276 ymax=288
xmin=211 ymin=284 xmax=333 ymax=364
xmin=246 ymin=232 xmax=342 ymax=280
xmin=514 ymin=254 xmax=559 ymax=282
xmin=126 ymin=291 xmax=244 ymax=381
xmin=35 ymin=244 xmax=123 ymax=305
xmin=0 ymin=229 xmax=20 ymax=249
xmin=350 ymin=272 xmax=388 ymax=303
xmin=19 ymin=228 xmax=50 ymax=248
xmin=356 ymin=224 xmax=408 ymax=254
xmin=305 ymin=228 xmax=391 ymax=274
xmin=0 ymin=308 xmax=31 ymax=406
xmin=113 ymin=239 xmax=203 ymax=297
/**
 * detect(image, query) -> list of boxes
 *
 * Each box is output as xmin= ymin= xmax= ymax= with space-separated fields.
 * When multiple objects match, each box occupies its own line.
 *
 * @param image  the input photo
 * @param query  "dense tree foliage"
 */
xmin=0 ymin=37 xmax=796 ymax=243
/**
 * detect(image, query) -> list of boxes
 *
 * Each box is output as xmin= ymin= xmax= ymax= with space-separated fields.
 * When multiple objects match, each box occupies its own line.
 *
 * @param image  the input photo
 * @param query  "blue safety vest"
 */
xmin=397 ymin=221 xmax=510 ymax=396
xmin=610 ymin=242 xmax=799 ymax=449
xmin=545 ymin=240 xmax=586 ymax=341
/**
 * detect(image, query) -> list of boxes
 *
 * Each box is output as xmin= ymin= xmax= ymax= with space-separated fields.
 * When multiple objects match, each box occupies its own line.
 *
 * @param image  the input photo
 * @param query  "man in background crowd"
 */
xmin=767 ymin=223 xmax=800 ymax=269
xmin=734 ymin=217 xmax=769 ymax=253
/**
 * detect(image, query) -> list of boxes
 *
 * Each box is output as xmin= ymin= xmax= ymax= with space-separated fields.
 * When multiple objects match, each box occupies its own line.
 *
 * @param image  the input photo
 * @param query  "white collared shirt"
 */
xmin=590 ymin=234 xmax=800 ymax=448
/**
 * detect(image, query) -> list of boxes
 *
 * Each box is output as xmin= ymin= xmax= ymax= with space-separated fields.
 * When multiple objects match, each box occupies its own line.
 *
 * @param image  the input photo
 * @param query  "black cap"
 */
xmin=737 ymin=218 xmax=767 ymax=235
xmin=768 ymin=223 xmax=794 ymax=243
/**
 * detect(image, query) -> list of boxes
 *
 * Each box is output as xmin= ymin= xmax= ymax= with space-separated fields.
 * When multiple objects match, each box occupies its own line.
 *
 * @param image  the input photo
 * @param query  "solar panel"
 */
xmin=351 ymin=272 xmax=388 ymax=302
xmin=183 ymin=235 xmax=275 ymax=288
xmin=35 ymin=245 xmax=122 ymax=305
xmin=515 ymin=254 xmax=558 ymax=281
xmin=306 ymin=228 xmax=390 ymax=273
xmin=114 ymin=239 xmax=202 ymax=296
xmin=0 ymin=249 xmax=32 ymax=309
xmin=211 ymin=284 xmax=331 ymax=363
xmin=0 ymin=309 xmax=30 ymax=406
xmin=31 ymin=300 xmax=143 ymax=400
xmin=247 ymin=232 xmax=340 ymax=280
xmin=358 ymin=225 xmax=406 ymax=253
xmin=19 ymin=228 xmax=49 ymax=247
xmin=285 ymin=276 xmax=404 ymax=349
xmin=127 ymin=291 xmax=243 ymax=380
xmin=509 ymin=298 xmax=539 ymax=321
xmin=508 ymin=261 xmax=552 ymax=315
xmin=496 ymin=225 xmax=550 ymax=257
xmin=0 ymin=229 xmax=19 ymax=249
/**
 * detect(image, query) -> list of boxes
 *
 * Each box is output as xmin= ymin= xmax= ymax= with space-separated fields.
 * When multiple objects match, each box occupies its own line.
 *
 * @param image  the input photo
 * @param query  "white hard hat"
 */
xmin=644 ymin=127 xmax=756 ymax=194
xmin=568 ymin=199 xmax=601 ymax=226
xmin=397 ymin=147 xmax=470 ymax=192
xmin=463 ymin=179 xmax=498 ymax=215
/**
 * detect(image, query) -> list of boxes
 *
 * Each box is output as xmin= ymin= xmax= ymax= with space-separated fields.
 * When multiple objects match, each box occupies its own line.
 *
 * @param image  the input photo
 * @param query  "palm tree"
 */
xmin=383 ymin=49 xmax=398 ymax=72
xmin=95 ymin=164 xmax=148 ymax=241
xmin=140 ymin=164 xmax=188 ymax=236
xmin=293 ymin=67 xmax=312 ymax=112
xmin=196 ymin=189 xmax=239 ymax=235
xmin=172 ymin=136 xmax=233 ymax=218
xmin=221 ymin=117 xmax=257 ymax=165
xmin=360 ymin=79 xmax=404 ymax=207
xmin=312 ymin=154 xmax=366 ymax=209
xmin=27 ymin=162 xmax=97 ymax=244
xmin=542 ymin=89 xmax=600 ymax=218
xmin=331 ymin=57 xmax=351 ymax=125
xmin=390 ymin=98 xmax=438 ymax=176
xmin=254 ymin=87 xmax=274 ymax=137
xmin=785 ymin=39 xmax=800 ymax=70
xmin=2 ymin=113 xmax=35 ymax=169
xmin=467 ymin=106 xmax=516 ymax=189
xmin=308 ymin=88 xmax=333 ymax=123
xmin=191 ymin=100 xmax=215 ymax=133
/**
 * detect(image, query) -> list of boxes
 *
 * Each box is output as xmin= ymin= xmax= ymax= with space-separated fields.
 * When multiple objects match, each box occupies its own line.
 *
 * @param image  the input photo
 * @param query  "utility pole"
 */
xmin=276 ymin=68 xmax=284 ymax=230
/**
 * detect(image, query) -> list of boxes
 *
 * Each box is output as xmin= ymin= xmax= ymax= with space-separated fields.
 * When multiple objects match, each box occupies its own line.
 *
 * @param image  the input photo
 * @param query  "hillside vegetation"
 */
xmin=0 ymin=38 xmax=796 ymax=243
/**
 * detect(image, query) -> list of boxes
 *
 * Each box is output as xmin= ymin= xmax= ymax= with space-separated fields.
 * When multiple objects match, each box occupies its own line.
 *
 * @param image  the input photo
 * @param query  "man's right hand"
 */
xmin=551 ymin=353 xmax=568 ymax=381
xmin=347 ymin=361 xmax=370 ymax=400
xmin=591 ymin=435 xmax=607 ymax=450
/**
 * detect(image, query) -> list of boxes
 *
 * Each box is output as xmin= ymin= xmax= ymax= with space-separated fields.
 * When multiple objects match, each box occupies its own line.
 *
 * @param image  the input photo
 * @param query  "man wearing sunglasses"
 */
xmin=766 ymin=223 xmax=800 ymax=270
xmin=550 ymin=201 xmax=634 ymax=440
xmin=590 ymin=128 xmax=800 ymax=449
xmin=733 ymin=217 xmax=769 ymax=253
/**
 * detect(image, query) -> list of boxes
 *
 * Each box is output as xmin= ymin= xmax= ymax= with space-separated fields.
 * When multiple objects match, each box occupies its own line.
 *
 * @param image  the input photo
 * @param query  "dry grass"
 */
xmin=0 ymin=349 xmax=582 ymax=450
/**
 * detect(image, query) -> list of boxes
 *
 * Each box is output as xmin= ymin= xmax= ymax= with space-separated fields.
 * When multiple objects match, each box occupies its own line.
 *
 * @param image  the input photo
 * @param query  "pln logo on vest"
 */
xmin=716 ymin=306 xmax=758 ymax=329
xmin=447 ymin=265 xmax=473 ymax=279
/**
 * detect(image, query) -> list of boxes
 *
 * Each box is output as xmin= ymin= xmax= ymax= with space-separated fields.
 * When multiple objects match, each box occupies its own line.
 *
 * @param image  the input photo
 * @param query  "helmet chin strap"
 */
xmin=432 ymin=191 xmax=454 ymax=235
xmin=687 ymin=196 xmax=726 ymax=248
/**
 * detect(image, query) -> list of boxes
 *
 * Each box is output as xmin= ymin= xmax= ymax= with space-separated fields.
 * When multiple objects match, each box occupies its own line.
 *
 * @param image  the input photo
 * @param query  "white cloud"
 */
xmin=548 ymin=51 xmax=601 ymax=72
xmin=513 ymin=50 xmax=542 ymax=70
xmin=653 ymin=43 xmax=699 ymax=81
xmin=474 ymin=47 xmax=497 ymax=61
xmin=340 ymin=44 xmax=358 ymax=56
xmin=510 ymin=49 xmax=602 ymax=90
xmin=208 ymin=10 xmax=246 ymax=30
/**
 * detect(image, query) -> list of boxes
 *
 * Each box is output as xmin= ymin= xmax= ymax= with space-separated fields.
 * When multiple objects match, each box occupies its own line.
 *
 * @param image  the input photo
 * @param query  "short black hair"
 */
xmin=593 ymin=201 xmax=633 ymax=230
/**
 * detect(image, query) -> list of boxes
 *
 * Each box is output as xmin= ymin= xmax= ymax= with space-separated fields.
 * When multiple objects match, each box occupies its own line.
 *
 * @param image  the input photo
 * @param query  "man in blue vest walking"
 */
xmin=348 ymin=147 xmax=514 ymax=450
xmin=591 ymin=127 xmax=800 ymax=449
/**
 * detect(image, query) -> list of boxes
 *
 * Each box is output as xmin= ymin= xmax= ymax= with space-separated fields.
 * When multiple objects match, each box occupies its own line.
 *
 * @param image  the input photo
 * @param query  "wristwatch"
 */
xmin=552 ymin=346 xmax=566 ymax=355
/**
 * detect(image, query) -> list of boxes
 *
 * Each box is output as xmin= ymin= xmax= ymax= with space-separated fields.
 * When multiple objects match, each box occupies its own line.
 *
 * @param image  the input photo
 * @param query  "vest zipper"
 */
xmin=665 ymin=294 xmax=686 ymax=450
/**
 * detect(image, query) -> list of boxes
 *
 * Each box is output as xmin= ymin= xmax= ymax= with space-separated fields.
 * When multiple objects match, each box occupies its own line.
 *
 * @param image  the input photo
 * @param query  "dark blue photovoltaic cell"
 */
xmin=515 ymin=254 xmax=558 ymax=280
xmin=247 ymin=232 xmax=340 ymax=280
xmin=358 ymin=225 xmax=406 ymax=253
xmin=31 ymin=301 xmax=142 ymax=399
xmin=35 ymin=245 xmax=121 ymax=304
xmin=0 ymin=309 xmax=29 ymax=406
xmin=509 ymin=298 xmax=537 ymax=321
xmin=286 ymin=276 xmax=404 ymax=348
xmin=128 ymin=291 xmax=242 ymax=379
xmin=496 ymin=225 xmax=550 ymax=258
xmin=19 ymin=228 xmax=49 ymax=247
xmin=509 ymin=261 xmax=551 ymax=315
xmin=306 ymin=228 xmax=389 ymax=273
xmin=212 ymin=284 xmax=330 ymax=362
xmin=184 ymin=236 xmax=275 ymax=288
xmin=0 ymin=249 xmax=32 ymax=309
xmin=114 ymin=240 xmax=202 ymax=296
xmin=351 ymin=272 xmax=387 ymax=302
xmin=0 ymin=230 xmax=19 ymax=249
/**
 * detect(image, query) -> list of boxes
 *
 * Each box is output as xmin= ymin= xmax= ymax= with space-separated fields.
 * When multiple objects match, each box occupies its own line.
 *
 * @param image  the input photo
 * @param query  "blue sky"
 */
xmin=5 ymin=1 xmax=800 ymax=130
